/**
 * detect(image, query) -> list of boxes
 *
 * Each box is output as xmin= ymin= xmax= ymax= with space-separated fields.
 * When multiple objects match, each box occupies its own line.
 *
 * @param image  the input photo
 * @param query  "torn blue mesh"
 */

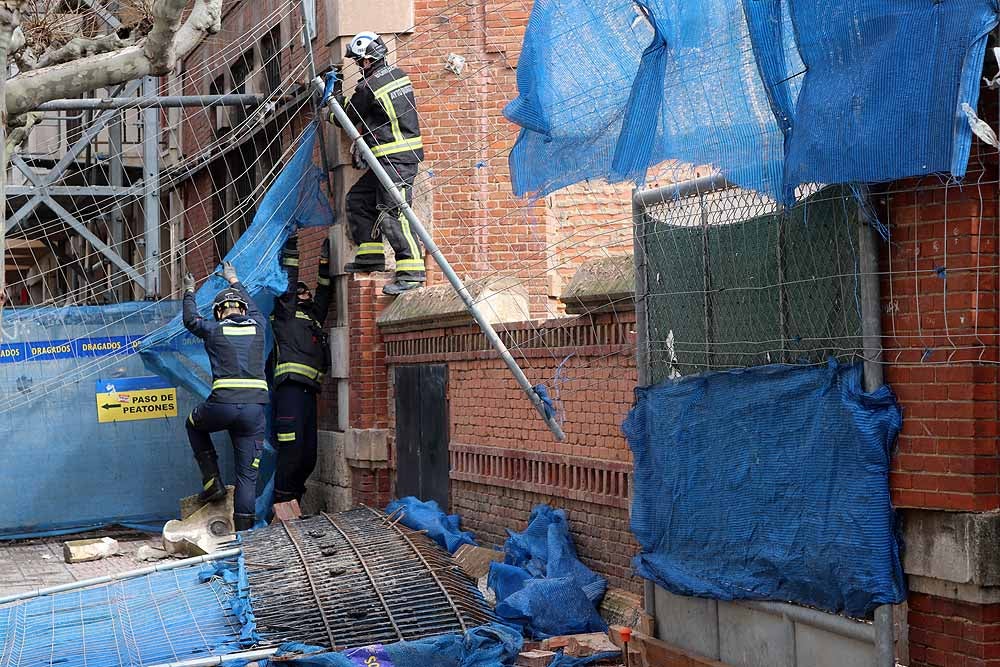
xmin=506 ymin=0 xmax=997 ymax=203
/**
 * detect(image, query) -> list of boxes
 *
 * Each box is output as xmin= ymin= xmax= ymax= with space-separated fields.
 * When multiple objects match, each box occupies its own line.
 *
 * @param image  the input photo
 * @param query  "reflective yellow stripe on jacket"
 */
xmin=212 ymin=378 xmax=269 ymax=391
xmin=274 ymin=362 xmax=321 ymax=381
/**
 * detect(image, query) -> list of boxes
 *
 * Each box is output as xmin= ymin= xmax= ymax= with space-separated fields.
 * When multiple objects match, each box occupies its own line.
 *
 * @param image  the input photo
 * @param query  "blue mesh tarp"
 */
xmin=225 ymin=624 xmax=523 ymax=667
xmin=506 ymin=1 xmax=997 ymax=203
xmin=622 ymin=361 xmax=906 ymax=619
xmin=487 ymin=505 xmax=608 ymax=638
xmin=385 ymin=497 xmax=477 ymax=554
xmin=0 ymin=301 xmax=217 ymax=536
xmin=0 ymin=556 xmax=254 ymax=665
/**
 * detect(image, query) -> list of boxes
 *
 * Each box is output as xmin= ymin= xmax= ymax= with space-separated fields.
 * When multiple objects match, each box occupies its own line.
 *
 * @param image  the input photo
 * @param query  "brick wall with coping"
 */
xmin=382 ymin=311 xmax=640 ymax=593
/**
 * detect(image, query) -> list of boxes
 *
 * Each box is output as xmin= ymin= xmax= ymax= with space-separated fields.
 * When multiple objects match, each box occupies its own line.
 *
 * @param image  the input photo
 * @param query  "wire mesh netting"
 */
xmin=0 ymin=560 xmax=250 ymax=666
xmin=639 ymin=183 xmax=866 ymax=383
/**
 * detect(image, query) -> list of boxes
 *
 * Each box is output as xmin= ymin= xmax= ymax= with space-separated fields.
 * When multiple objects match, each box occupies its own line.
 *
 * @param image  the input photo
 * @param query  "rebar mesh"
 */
xmin=639 ymin=184 xmax=865 ymax=383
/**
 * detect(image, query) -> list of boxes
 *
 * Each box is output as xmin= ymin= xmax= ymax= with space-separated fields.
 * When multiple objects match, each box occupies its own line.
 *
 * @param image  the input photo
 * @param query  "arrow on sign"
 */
xmin=102 ymin=403 xmax=123 ymax=410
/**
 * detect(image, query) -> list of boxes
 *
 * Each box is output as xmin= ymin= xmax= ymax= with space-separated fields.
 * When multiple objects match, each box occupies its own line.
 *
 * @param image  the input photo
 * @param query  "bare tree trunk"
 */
xmin=0 ymin=1 xmax=20 ymax=325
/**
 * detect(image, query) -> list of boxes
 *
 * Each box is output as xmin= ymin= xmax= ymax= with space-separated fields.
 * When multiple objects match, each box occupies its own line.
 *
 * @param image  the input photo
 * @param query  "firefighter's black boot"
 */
xmin=233 ymin=513 xmax=256 ymax=532
xmin=344 ymin=261 xmax=385 ymax=274
xmin=194 ymin=451 xmax=227 ymax=504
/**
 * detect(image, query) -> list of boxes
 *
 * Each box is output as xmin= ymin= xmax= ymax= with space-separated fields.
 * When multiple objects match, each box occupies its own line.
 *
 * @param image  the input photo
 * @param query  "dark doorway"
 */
xmin=394 ymin=364 xmax=449 ymax=507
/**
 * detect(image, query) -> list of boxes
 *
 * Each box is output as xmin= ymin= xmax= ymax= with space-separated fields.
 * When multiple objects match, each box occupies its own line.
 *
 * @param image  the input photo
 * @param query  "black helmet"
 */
xmin=212 ymin=289 xmax=248 ymax=320
xmin=345 ymin=31 xmax=388 ymax=62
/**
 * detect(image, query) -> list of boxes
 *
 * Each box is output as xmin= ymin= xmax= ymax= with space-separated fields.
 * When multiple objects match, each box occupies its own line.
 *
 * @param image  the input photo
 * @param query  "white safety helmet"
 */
xmin=345 ymin=31 xmax=388 ymax=62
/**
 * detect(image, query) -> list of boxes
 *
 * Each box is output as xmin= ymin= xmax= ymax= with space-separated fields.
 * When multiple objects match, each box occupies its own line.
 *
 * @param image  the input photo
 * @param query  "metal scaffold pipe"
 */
xmin=35 ymin=95 xmax=264 ymax=111
xmin=0 ymin=548 xmax=242 ymax=605
xmin=313 ymin=77 xmax=566 ymax=442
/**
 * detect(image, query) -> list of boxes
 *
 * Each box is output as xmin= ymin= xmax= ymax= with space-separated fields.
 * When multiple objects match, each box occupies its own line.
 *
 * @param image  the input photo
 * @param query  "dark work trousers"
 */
xmin=186 ymin=401 xmax=265 ymax=517
xmin=273 ymin=381 xmax=319 ymax=503
xmin=345 ymin=161 xmax=425 ymax=282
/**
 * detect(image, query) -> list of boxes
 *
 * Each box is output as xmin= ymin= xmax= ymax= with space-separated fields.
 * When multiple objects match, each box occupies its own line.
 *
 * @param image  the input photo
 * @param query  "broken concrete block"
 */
xmin=136 ymin=545 xmax=170 ymax=562
xmin=453 ymin=544 xmax=504 ymax=580
xmin=515 ymin=650 xmax=557 ymax=667
xmin=564 ymin=633 xmax=620 ymax=658
xmin=163 ymin=487 xmax=236 ymax=557
xmin=272 ymin=500 xmax=302 ymax=522
xmin=63 ymin=537 xmax=119 ymax=563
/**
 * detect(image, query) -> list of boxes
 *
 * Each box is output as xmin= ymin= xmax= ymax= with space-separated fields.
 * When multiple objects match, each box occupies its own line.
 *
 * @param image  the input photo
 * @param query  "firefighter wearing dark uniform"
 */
xmin=269 ymin=233 xmax=333 ymax=504
xmin=336 ymin=31 xmax=426 ymax=296
xmin=182 ymin=262 xmax=267 ymax=533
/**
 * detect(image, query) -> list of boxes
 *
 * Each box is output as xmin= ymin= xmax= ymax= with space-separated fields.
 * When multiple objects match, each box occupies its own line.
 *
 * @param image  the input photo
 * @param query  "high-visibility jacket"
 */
xmin=340 ymin=63 xmax=424 ymax=164
xmin=270 ymin=252 xmax=333 ymax=392
xmin=183 ymin=282 xmax=269 ymax=404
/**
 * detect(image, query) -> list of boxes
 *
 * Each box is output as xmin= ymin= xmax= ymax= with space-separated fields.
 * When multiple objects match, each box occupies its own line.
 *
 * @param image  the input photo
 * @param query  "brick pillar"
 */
xmin=344 ymin=273 xmax=395 ymax=509
xmin=883 ymin=167 xmax=1000 ymax=665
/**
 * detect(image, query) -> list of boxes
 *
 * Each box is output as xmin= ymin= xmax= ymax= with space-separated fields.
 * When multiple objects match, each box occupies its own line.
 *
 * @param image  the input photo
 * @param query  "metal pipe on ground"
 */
xmin=314 ymin=77 xmax=565 ymax=442
xmin=146 ymin=648 xmax=279 ymax=667
xmin=0 ymin=548 xmax=242 ymax=605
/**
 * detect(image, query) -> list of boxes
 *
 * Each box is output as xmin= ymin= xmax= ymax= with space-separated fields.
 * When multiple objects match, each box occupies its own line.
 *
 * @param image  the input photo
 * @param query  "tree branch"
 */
xmin=35 ymin=31 xmax=131 ymax=68
xmin=5 ymin=0 xmax=221 ymax=117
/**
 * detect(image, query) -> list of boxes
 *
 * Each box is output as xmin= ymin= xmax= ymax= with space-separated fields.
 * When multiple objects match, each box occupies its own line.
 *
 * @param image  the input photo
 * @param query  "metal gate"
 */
xmin=395 ymin=364 xmax=450 ymax=506
xmin=632 ymin=176 xmax=899 ymax=667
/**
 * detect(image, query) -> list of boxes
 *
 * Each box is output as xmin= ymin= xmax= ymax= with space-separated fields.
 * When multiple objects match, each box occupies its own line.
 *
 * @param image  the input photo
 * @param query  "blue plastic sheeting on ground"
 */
xmin=622 ymin=361 xmax=906 ymax=619
xmin=225 ymin=624 xmax=523 ymax=667
xmin=140 ymin=122 xmax=333 ymax=524
xmin=0 ymin=301 xmax=223 ymax=537
xmin=0 ymin=557 xmax=250 ymax=665
xmin=487 ymin=505 xmax=608 ymax=638
xmin=385 ymin=497 xmax=477 ymax=553
xmin=505 ymin=0 xmax=997 ymax=203
xmin=504 ymin=505 xmax=607 ymax=603
xmin=492 ymin=574 xmax=608 ymax=639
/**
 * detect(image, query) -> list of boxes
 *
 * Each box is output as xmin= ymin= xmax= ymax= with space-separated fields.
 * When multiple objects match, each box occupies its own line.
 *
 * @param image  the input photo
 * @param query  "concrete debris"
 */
xmin=63 ymin=537 xmax=119 ymax=563
xmin=559 ymin=633 xmax=621 ymax=658
xmin=272 ymin=499 xmax=302 ymax=522
xmin=453 ymin=544 xmax=504 ymax=580
xmin=477 ymin=575 xmax=496 ymax=607
xmin=598 ymin=587 xmax=645 ymax=630
xmin=136 ymin=545 xmax=170 ymax=561
xmin=515 ymin=649 xmax=557 ymax=667
xmin=163 ymin=486 xmax=235 ymax=556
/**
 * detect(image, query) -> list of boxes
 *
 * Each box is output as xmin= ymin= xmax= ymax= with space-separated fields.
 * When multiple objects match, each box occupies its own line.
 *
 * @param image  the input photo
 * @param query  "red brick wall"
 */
xmin=383 ymin=311 xmax=640 ymax=593
xmin=908 ymin=593 xmax=1000 ymax=667
xmin=882 ymin=177 xmax=1000 ymax=513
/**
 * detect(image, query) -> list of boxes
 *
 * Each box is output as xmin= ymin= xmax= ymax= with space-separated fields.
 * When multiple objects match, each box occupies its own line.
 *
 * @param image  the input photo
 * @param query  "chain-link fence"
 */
xmin=636 ymin=178 xmax=868 ymax=384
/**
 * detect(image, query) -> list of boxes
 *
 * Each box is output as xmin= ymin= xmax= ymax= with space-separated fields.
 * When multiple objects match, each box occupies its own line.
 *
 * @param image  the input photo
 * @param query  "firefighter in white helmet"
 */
xmin=333 ymin=31 xmax=426 ymax=296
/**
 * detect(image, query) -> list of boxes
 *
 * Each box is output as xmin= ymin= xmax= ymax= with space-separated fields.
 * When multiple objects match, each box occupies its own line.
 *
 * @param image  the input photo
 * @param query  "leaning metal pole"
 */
xmin=315 ymin=78 xmax=565 ymax=442
xmin=0 ymin=548 xmax=242 ymax=605
xmin=146 ymin=648 xmax=280 ymax=667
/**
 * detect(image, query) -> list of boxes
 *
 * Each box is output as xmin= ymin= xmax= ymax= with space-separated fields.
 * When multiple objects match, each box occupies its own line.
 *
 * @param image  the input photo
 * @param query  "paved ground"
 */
xmin=0 ymin=528 xmax=164 ymax=598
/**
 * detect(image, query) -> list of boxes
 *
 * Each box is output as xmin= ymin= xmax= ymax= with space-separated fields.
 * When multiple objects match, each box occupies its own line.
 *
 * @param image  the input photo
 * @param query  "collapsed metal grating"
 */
xmin=242 ymin=507 xmax=495 ymax=649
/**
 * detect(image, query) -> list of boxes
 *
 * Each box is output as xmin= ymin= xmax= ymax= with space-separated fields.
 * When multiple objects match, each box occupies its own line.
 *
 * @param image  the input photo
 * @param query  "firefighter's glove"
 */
xmin=350 ymin=142 xmax=367 ymax=170
xmin=222 ymin=261 xmax=239 ymax=284
xmin=183 ymin=272 xmax=196 ymax=294
xmin=320 ymin=238 xmax=330 ymax=262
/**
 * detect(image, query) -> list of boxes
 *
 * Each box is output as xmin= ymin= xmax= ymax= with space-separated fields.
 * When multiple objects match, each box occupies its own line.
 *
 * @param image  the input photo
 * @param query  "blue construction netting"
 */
xmin=505 ymin=0 xmax=998 ymax=203
xmin=488 ymin=505 xmax=608 ymax=639
xmin=0 ymin=555 xmax=256 ymax=665
xmin=384 ymin=497 xmax=477 ymax=554
xmin=0 ymin=301 xmax=218 ymax=537
xmin=622 ymin=360 xmax=906 ymax=619
xmin=224 ymin=624 xmax=523 ymax=667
